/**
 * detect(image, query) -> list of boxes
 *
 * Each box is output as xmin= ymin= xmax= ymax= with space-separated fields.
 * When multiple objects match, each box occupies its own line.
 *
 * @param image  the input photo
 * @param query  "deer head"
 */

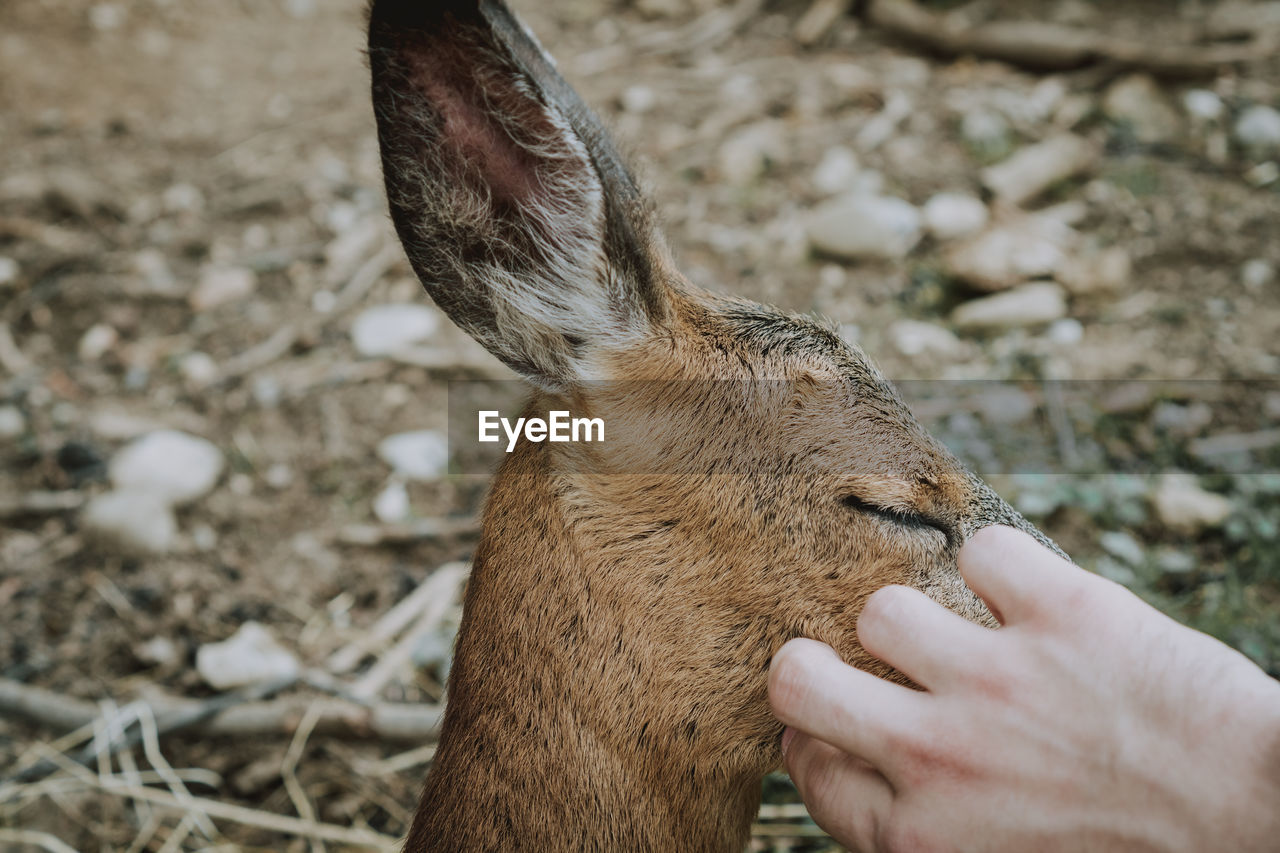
xmin=369 ymin=1 xmax=1060 ymax=849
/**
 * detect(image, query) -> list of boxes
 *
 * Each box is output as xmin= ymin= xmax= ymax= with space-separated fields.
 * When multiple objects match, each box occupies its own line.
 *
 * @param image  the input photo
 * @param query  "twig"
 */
xmin=351 ymin=563 xmax=468 ymax=701
xmin=863 ymin=0 xmax=1267 ymax=78
xmin=0 ymin=829 xmax=80 ymax=853
xmin=215 ymin=324 xmax=301 ymax=384
xmin=0 ymin=322 xmax=33 ymax=376
xmin=793 ymin=0 xmax=854 ymax=46
xmin=1188 ymin=428 xmax=1280 ymax=460
xmin=0 ymin=491 xmax=85 ymax=520
xmin=335 ymin=518 xmax=480 ymax=547
xmin=282 ymin=703 xmax=327 ymax=853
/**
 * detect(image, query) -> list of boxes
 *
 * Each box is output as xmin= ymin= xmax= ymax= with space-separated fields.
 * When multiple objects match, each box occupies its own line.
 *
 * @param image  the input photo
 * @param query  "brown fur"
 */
xmin=368 ymin=2 xmax=1059 ymax=850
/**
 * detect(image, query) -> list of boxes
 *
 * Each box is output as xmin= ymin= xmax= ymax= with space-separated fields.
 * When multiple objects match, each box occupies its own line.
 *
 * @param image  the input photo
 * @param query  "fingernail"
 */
xmin=780 ymin=726 xmax=796 ymax=758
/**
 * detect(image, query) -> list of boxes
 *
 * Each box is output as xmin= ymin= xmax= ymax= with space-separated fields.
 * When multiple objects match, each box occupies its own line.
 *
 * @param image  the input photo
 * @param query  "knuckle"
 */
xmin=768 ymin=643 xmax=816 ymax=717
xmin=859 ymin=585 xmax=911 ymax=634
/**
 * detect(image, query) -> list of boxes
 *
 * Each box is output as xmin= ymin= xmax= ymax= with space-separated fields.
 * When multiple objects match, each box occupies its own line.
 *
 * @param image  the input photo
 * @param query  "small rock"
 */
xmin=374 ymin=478 xmax=411 ymax=523
xmin=1058 ymin=246 xmax=1131 ymax=296
xmin=811 ymin=146 xmax=861 ymax=196
xmin=1242 ymin=258 xmax=1275 ymax=291
xmin=960 ymin=109 xmax=1011 ymax=150
xmin=162 ymin=182 xmax=205 ymax=214
xmin=179 ymin=352 xmax=219 ymax=387
xmin=922 ymin=192 xmax=988 ymax=241
xmin=109 ymin=430 xmax=225 ymax=505
xmin=351 ymin=304 xmax=441 ymax=357
xmin=82 ymin=490 xmax=178 ymax=553
xmin=0 ymin=256 xmax=18 ymax=288
xmin=77 ymin=323 xmax=118 ymax=362
xmin=620 ymin=85 xmax=656 ymax=115
xmin=1099 ymin=530 xmax=1145 ymax=567
xmin=1151 ymin=473 xmax=1233 ymax=531
xmin=1094 ymin=556 xmax=1138 ymax=587
xmin=1183 ymin=89 xmax=1224 ymax=123
xmin=284 ymin=0 xmax=316 ymax=18
xmin=191 ymin=266 xmax=256 ymax=311
xmin=981 ymin=134 xmax=1095 ymax=206
xmin=944 ymin=214 xmax=1076 ymax=291
xmin=718 ymin=120 xmax=787 ymax=184
xmin=135 ymin=636 xmax=180 ymax=668
xmin=951 ymin=282 xmax=1068 ymax=332
xmin=1234 ymin=105 xmax=1280 ymax=150
xmin=806 ymin=194 xmax=922 ymax=261
xmin=196 ymin=622 xmax=300 ymax=691
xmin=1046 ymin=317 xmax=1084 ymax=345
xmin=1154 ymin=548 xmax=1197 ymax=575
xmin=975 ymin=386 xmax=1037 ymax=425
xmin=378 ymin=430 xmax=449 ymax=481
xmin=0 ymin=405 xmax=26 ymax=440
xmin=324 ymin=216 xmax=383 ymax=285
xmin=265 ymin=463 xmax=294 ymax=490
xmin=1102 ymin=74 xmax=1182 ymax=144
xmin=1152 ymin=401 xmax=1214 ymax=437
xmin=88 ymin=3 xmax=125 ymax=31
xmin=887 ymin=320 xmax=965 ymax=359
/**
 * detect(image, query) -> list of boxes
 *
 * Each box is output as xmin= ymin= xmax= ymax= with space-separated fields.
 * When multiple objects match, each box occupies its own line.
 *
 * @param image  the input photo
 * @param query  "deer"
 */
xmin=367 ymin=1 xmax=1062 ymax=849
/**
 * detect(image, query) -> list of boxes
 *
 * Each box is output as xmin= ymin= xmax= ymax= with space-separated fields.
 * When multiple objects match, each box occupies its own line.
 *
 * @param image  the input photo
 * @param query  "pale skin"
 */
xmin=769 ymin=526 xmax=1280 ymax=853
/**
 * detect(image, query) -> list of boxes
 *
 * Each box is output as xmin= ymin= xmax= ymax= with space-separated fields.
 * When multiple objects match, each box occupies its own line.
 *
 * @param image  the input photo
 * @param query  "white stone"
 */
xmin=351 ymin=304 xmax=440 ymax=357
xmin=960 ymin=109 xmax=1010 ymax=148
xmin=811 ymin=146 xmax=861 ymax=196
xmin=922 ymin=192 xmax=988 ymax=241
xmin=82 ymin=490 xmax=177 ymax=553
xmin=806 ymin=194 xmax=922 ymax=261
xmin=374 ymin=478 xmax=411 ymax=523
xmin=1151 ymin=473 xmax=1233 ymax=531
xmin=179 ymin=352 xmax=219 ymax=387
xmin=1183 ymin=89 xmax=1225 ymax=122
xmin=1058 ymin=246 xmax=1132 ymax=296
xmin=1242 ymin=258 xmax=1275 ymax=291
xmin=718 ymin=121 xmax=787 ymax=184
xmin=944 ymin=215 xmax=1076 ymax=292
xmin=976 ymin=387 xmax=1037 ymax=425
xmin=1046 ymin=318 xmax=1084 ymax=345
xmin=888 ymin=320 xmax=965 ymax=359
xmin=1099 ymin=530 xmax=1145 ymax=567
xmin=1102 ymin=74 xmax=1182 ymax=144
xmin=265 ymin=463 xmax=294 ymax=490
xmin=196 ymin=622 xmax=300 ymax=691
xmin=1235 ymin=105 xmax=1280 ymax=150
xmin=981 ymin=134 xmax=1095 ymax=205
xmin=109 ymin=430 xmax=224 ymax=505
xmin=0 ymin=256 xmax=18 ymax=288
xmin=162 ymin=182 xmax=205 ymax=214
xmin=951 ymin=282 xmax=1068 ymax=332
xmin=191 ymin=266 xmax=256 ymax=311
xmin=89 ymin=3 xmax=125 ymax=31
xmin=378 ymin=430 xmax=449 ymax=481
xmin=620 ymin=85 xmax=656 ymax=115
xmin=78 ymin=323 xmax=118 ymax=362
xmin=0 ymin=405 xmax=25 ymax=440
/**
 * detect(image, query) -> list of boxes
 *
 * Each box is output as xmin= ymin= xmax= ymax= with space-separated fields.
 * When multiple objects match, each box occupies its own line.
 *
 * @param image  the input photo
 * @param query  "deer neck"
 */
xmin=405 ymin=446 xmax=768 ymax=852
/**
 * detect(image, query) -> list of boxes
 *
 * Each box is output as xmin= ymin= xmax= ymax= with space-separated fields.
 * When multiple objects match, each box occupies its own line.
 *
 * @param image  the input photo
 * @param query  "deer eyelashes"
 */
xmin=840 ymin=494 xmax=953 ymax=544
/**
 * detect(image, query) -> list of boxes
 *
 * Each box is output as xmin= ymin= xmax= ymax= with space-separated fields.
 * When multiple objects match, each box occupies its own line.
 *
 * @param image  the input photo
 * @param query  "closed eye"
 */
xmin=840 ymin=494 xmax=953 ymax=544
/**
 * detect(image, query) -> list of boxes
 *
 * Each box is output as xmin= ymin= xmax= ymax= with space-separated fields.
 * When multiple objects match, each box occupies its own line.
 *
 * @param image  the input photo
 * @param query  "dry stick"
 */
xmin=351 ymin=563 xmax=469 ymax=702
xmin=793 ymin=0 xmax=854 ymax=46
xmin=281 ymin=703 xmax=327 ymax=853
xmin=862 ymin=0 xmax=1267 ymax=77
xmin=335 ymin=518 xmax=480 ymax=547
xmin=0 ymin=490 xmax=84 ymax=519
xmin=0 ymin=829 xmax=80 ymax=853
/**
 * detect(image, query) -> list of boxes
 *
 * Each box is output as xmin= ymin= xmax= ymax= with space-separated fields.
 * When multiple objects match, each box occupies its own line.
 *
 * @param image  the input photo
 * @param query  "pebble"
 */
xmin=1152 ymin=401 xmax=1214 ymax=437
xmin=265 ymin=463 xmax=294 ymax=490
xmin=82 ymin=490 xmax=178 ymax=553
xmin=1058 ymin=246 xmax=1132 ymax=296
xmin=196 ymin=622 xmax=300 ymax=691
xmin=1046 ymin=317 xmax=1084 ymax=345
xmin=109 ymin=430 xmax=225 ymax=505
xmin=887 ymin=320 xmax=965 ymax=359
xmin=1242 ymin=258 xmax=1275 ymax=291
xmin=951 ymin=282 xmax=1068 ymax=332
xmin=135 ymin=636 xmax=180 ymax=668
xmin=179 ymin=352 xmax=219 ymax=387
xmin=981 ymin=134 xmax=1095 ymax=206
xmin=1151 ymin=473 xmax=1234 ymax=531
xmin=78 ymin=323 xmax=118 ymax=362
xmin=1183 ymin=89 xmax=1225 ymax=123
xmin=960 ymin=109 xmax=1011 ymax=149
xmin=975 ymin=386 xmax=1037 ymax=425
xmin=0 ymin=256 xmax=18 ymax=288
xmin=922 ymin=192 xmax=988 ymax=241
xmin=620 ymin=85 xmax=656 ymax=115
xmin=191 ymin=266 xmax=256 ymax=311
xmin=377 ymin=430 xmax=449 ymax=481
xmin=1234 ymin=105 xmax=1280 ymax=150
xmin=811 ymin=146 xmax=861 ymax=196
xmin=1099 ymin=530 xmax=1145 ymax=567
xmin=718 ymin=120 xmax=787 ymax=184
xmin=0 ymin=405 xmax=26 ymax=440
xmin=324 ymin=216 xmax=383 ymax=285
xmin=351 ymin=304 xmax=440 ymax=357
xmin=162 ymin=182 xmax=205 ymax=214
xmin=373 ymin=478 xmax=411 ymax=523
xmin=806 ymin=194 xmax=922 ymax=261
xmin=944 ymin=216 xmax=1074 ymax=291
xmin=1102 ymin=74 xmax=1182 ymax=144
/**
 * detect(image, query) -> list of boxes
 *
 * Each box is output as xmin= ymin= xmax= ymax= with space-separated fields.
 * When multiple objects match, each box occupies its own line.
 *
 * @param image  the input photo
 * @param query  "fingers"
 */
xmin=856 ymin=585 xmax=996 ymax=690
xmin=958 ymin=526 xmax=1082 ymax=626
xmin=769 ymin=638 xmax=926 ymax=774
xmin=783 ymin=727 xmax=893 ymax=852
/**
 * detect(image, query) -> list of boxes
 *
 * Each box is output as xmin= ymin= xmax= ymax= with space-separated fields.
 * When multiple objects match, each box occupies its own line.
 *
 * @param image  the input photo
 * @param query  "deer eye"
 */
xmin=840 ymin=494 xmax=952 ymax=543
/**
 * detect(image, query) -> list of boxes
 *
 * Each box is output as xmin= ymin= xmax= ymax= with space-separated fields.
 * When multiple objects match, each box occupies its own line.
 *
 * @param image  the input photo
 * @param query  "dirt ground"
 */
xmin=1 ymin=0 xmax=1278 ymax=850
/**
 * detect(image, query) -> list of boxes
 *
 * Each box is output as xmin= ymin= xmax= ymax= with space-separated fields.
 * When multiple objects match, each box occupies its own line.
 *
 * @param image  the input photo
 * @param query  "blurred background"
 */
xmin=1 ymin=0 xmax=1278 ymax=849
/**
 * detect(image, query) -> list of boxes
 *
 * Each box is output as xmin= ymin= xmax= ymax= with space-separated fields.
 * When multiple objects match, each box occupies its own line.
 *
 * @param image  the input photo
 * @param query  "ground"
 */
xmin=1 ymin=0 xmax=1278 ymax=850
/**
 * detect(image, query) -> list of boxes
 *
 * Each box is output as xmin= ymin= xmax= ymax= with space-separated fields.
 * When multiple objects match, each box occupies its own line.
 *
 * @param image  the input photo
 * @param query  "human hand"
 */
xmin=768 ymin=526 xmax=1280 ymax=853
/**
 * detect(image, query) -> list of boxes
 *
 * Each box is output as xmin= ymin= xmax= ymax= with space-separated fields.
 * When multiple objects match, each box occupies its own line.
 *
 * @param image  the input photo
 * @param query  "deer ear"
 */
xmin=369 ymin=0 xmax=668 ymax=389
